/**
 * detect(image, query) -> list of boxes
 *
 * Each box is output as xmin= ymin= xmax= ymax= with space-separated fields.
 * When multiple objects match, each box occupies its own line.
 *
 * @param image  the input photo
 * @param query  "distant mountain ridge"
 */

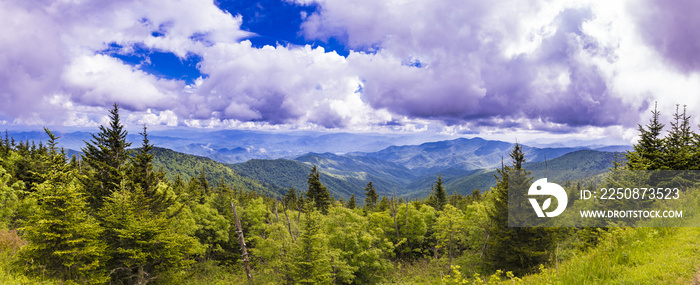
xmin=353 ymin=137 xmax=587 ymax=176
xmin=6 ymin=130 xmax=628 ymax=200
xmin=5 ymin=130 xmax=631 ymax=165
xmin=231 ymin=138 xmax=625 ymax=199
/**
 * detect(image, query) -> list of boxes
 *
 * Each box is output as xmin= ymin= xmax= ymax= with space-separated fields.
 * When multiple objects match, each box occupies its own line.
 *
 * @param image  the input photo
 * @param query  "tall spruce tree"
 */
xmin=364 ymin=181 xmax=378 ymax=210
xmin=19 ymin=130 xmax=106 ymax=283
xmin=128 ymin=125 xmax=160 ymax=193
xmin=485 ymin=143 xmax=551 ymax=276
xmin=100 ymin=183 xmax=201 ymax=284
xmin=82 ymin=103 xmax=131 ymax=210
xmin=626 ymin=102 xmax=664 ymax=170
xmin=284 ymin=187 xmax=298 ymax=209
xmin=346 ymin=194 xmax=357 ymax=209
xmin=429 ymin=174 xmax=446 ymax=211
xmin=306 ymin=166 xmax=331 ymax=214
xmin=291 ymin=210 xmax=332 ymax=284
xmin=663 ymin=104 xmax=693 ymax=170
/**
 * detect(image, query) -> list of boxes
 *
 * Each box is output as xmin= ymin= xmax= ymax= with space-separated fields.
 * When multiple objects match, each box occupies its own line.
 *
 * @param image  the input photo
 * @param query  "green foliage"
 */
xmin=427 ymin=174 xmax=447 ymax=211
xmin=324 ymin=206 xmax=393 ymax=284
xmin=364 ymin=181 xmax=379 ymax=210
xmin=0 ymin=166 xmax=23 ymax=229
xmin=100 ymin=182 xmax=203 ymax=284
xmin=306 ymin=165 xmax=332 ymax=214
xmin=525 ymin=228 xmax=700 ymax=284
xmin=17 ymin=175 xmax=107 ymax=283
xmin=284 ymin=187 xmax=298 ymax=209
xmin=81 ymin=103 xmax=132 ymax=210
xmin=151 ymin=147 xmax=279 ymax=197
xmin=434 ymin=204 xmax=467 ymax=266
xmin=292 ymin=210 xmax=333 ymax=284
xmin=485 ymin=143 xmax=552 ymax=276
xmin=346 ymin=193 xmax=357 ymax=209
xmin=128 ymin=125 xmax=163 ymax=195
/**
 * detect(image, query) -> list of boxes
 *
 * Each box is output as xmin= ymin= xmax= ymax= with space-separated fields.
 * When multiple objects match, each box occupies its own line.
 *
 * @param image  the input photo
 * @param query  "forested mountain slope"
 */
xmin=151 ymin=147 xmax=284 ymax=197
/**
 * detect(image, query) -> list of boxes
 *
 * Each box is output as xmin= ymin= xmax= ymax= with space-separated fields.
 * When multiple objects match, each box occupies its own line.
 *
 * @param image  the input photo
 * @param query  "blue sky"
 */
xmin=1 ymin=0 xmax=700 ymax=143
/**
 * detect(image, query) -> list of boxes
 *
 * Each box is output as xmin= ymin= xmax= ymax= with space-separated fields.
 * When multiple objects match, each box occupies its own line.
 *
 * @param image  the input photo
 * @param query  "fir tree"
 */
xmin=364 ymin=181 xmax=378 ymax=210
xmin=626 ymin=102 xmax=664 ymax=170
xmin=291 ymin=210 xmax=332 ymax=284
xmin=429 ymin=174 xmax=446 ymax=211
xmin=18 ymin=173 xmax=107 ymax=283
xmin=346 ymin=194 xmax=357 ymax=209
xmin=306 ymin=166 xmax=331 ymax=214
xmin=82 ymin=103 xmax=131 ymax=210
xmin=129 ymin=125 xmax=160 ymax=193
xmin=284 ymin=187 xmax=298 ymax=209
xmin=485 ymin=143 xmax=551 ymax=276
xmin=377 ymin=196 xmax=389 ymax=212
xmin=100 ymin=183 xmax=202 ymax=284
xmin=663 ymin=104 xmax=693 ymax=170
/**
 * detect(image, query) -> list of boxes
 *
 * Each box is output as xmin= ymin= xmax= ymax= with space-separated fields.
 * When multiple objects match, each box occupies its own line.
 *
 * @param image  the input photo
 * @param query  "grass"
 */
xmin=524 ymin=227 xmax=700 ymax=284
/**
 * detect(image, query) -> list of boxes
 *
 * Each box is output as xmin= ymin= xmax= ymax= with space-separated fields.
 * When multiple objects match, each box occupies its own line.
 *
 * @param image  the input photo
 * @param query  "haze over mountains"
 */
xmin=6 ymin=130 xmax=630 ymax=200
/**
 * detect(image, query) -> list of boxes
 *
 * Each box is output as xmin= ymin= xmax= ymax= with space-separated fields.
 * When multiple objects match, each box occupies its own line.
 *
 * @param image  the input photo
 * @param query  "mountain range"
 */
xmin=7 ymin=129 xmax=628 ymax=200
xmin=227 ymin=137 xmax=628 ymax=200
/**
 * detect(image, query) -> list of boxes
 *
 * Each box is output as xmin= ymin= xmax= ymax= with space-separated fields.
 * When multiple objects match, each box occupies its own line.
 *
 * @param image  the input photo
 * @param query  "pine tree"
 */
xmin=306 ymin=166 xmax=331 ymax=214
xmin=284 ymin=187 xmax=298 ymax=209
xmin=429 ymin=174 xmax=446 ymax=211
xmin=128 ymin=125 xmax=160 ymax=193
xmin=626 ymin=102 xmax=664 ymax=170
xmin=346 ymin=194 xmax=357 ymax=209
xmin=485 ymin=143 xmax=551 ymax=276
xmin=18 ymin=165 xmax=107 ymax=283
xmin=377 ymin=196 xmax=389 ymax=212
xmin=82 ymin=103 xmax=131 ymax=210
xmin=100 ymin=183 xmax=202 ymax=284
xmin=364 ymin=181 xmax=378 ymax=210
xmin=663 ymin=104 xmax=693 ymax=170
xmin=44 ymin=128 xmax=67 ymax=178
xmin=291 ymin=210 xmax=332 ymax=284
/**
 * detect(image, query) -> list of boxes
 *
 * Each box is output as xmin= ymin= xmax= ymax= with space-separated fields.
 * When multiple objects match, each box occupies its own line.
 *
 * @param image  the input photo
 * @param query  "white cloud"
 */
xmin=1 ymin=0 xmax=699 ymax=143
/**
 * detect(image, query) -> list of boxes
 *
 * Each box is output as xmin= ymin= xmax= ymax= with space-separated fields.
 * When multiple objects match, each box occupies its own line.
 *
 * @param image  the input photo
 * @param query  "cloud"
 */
xmin=191 ymin=42 xmax=390 ymax=128
xmin=630 ymin=0 xmax=700 ymax=73
xmin=297 ymin=0 xmax=648 ymax=128
xmin=2 ymin=0 xmax=700 ymax=139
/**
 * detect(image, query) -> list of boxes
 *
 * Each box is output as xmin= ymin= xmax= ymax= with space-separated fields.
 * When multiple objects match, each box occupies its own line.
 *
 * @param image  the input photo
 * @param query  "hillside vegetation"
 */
xmin=1 ymin=104 xmax=699 ymax=284
xmin=151 ymin=147 xmax=283 ymax=197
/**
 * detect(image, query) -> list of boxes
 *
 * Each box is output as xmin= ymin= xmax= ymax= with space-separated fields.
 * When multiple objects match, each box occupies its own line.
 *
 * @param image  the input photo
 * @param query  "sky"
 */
xmin=1 ymin=0 xmax=700 ymax=144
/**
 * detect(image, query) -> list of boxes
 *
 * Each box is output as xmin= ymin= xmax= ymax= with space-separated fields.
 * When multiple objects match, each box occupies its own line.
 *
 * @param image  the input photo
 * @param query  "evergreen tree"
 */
xmin=306 ymin=166 xmax=331 ymax=214
xmin=626 ymin=102 xmax=664 ymax=170
xmin=100 ymin=183 xmax=202 ymax=284
xmin=346 ymin=194 xmax=357 ymax=209
xmin=82 ymin=103 xmax=131 ymax=210
xmin=291 ymin=210 xmax=332 ymax=284
xmin=44 ymin=128 xmax=67 ymax=177
xmin=663 ymin=104 xmax=693 ymax=170
xmin=128 ymin=125 xmax=160 ymax=194
xmin=429 ymin=174 xmax=446 ymax=211
xmin=18 ymin=172 xmax=107 ymax=283
xmin=284 ymin=187 xmax=298 ymax=209
xmin=364 ymin=181 xmax=379 ymax=210
xmin=485 ymin=143 xmax=551 ymax=276
xmin=377 ymin=196 xmax=389 ymax=212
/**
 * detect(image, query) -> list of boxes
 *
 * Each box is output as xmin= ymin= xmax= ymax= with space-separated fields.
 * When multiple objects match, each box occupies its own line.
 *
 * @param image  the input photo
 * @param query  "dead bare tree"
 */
xmin=231 ymin=200 xmax=252 ymax=281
